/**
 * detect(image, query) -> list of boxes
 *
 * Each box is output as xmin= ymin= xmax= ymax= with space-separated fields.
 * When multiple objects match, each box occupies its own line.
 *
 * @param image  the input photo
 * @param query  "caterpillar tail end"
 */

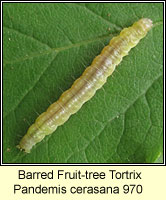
xmin=16 ymin=144 xmax=31 ymax=153
xmin=16 ymin=132 xmax=37 ymax=153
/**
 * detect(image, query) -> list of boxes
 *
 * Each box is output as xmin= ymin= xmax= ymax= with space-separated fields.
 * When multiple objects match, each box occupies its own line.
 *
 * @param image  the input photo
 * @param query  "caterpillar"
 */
xmin=17 ymin=18 xmax=153 ymax=153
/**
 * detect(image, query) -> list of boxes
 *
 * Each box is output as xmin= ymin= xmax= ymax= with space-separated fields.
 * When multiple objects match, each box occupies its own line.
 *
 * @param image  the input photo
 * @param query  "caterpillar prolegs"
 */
xmin=17 ymin=18 xmax=153 ymax=153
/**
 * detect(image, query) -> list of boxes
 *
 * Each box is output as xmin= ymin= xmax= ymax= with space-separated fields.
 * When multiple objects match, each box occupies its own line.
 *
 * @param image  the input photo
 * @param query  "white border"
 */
xmin=1 ymin=0 xmax=165 ymax=166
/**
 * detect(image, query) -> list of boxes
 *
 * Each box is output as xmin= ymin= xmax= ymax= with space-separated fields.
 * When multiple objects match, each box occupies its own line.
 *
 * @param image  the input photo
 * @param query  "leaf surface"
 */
xmin=3 ymin=3 xmax=163 ymax=163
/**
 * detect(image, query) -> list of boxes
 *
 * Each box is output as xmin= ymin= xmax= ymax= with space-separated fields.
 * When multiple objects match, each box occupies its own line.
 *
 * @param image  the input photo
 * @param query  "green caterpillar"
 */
xmin=17 ymin=18 xmax=153 ymax=153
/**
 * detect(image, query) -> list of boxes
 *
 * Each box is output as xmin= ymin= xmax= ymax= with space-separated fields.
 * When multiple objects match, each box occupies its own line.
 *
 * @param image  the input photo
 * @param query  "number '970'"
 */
xmin=123 ymin=184 xmax=143 ymax=194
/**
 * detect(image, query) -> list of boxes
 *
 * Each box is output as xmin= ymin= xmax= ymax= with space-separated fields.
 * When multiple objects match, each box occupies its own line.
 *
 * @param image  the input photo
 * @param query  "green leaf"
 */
xmin=3 ymin=3 xmax=163 ymax=163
